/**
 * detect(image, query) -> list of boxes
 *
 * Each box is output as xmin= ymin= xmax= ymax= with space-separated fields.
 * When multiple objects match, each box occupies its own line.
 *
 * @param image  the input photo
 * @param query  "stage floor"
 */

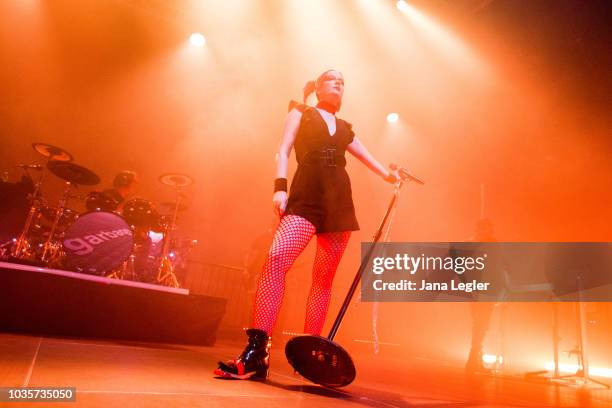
xmin=1 ymin=332 xmax=611 ymax=408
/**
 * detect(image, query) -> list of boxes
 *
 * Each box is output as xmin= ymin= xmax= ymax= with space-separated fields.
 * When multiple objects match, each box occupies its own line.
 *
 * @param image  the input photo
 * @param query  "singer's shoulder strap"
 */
xmin=337 ymin=118 xmax=355 ymax=144
xmin=341 ymin=119 xmax=353 ymax=131
xmin=288 ymin=100 xmax=309 ymax=113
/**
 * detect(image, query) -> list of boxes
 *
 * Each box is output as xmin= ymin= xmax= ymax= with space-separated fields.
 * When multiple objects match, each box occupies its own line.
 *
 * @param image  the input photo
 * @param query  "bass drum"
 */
xmin=63 ymin=211 xmax=134 ymax=275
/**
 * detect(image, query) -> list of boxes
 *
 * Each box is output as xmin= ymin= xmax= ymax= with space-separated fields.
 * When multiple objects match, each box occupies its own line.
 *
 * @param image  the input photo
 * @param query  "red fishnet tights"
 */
xmin=252 ymin=215 xmax=350 ymax=336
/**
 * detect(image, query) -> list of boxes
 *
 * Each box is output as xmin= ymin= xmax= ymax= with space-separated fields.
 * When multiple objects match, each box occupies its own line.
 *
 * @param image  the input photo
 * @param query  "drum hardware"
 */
xmin=106 ymin=251 xmax=139 ymax=281
xmin=10 ymin=193 xmax=42 ymax=260
xmin=46 ymin=160 xmax=101 ymax=186
xmin=0 ymin=240 xmax=13 ymax=258
xmin=11 ymin=144 xmax=78 ymax=260
xmin=40 ymin=206 xmax=79 ymax=232
xmin=40 ymin=182 xmax=75 ymax=263
xmin=10 ymin=158 xmax=56 ymax=260
xmin=11 ymin=150 xmax=101 ymax=266
xmin=159 ymin=201 xmax=189 ymax=213
xmin=8 ymin=146 xmax=197 ymax=287
xmin=39 ymin=161 xmax=100 ymax=264
xmin=32 ymin=143 xmax=74 ymax=162
xmin=106 ymin=232 xmax=155 ymax=282
xmin=105 ymin=268 xmax=123 ymax=280
xmin=155 ymin=176 xmax=192 ymax=288
xmin=159 ymin=173 xmax=193 ymax=188
xmin=122 ymin=197 xmax=161 ymax=282
xmin=17 ymin=164 xmax=43 ymax=171
xmin=156 ymin=196 xmax=181 ymax=287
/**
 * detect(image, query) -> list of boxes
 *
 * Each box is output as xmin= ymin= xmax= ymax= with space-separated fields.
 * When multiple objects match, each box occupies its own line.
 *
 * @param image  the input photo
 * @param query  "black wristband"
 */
xmin=274 ymin=178 xmax=288 ymax=192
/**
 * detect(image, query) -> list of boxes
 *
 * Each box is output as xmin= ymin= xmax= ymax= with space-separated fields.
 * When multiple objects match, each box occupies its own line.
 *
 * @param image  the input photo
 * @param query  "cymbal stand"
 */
xmin=156 ymin=189 xmax=182 ymax=288
xmin=107 ymin=251 xmax=137 ymax=281
xmin=11 ymin=165 xmax=46 ymax=259
xmin=40 ymin=181 xmax=73 ymax=264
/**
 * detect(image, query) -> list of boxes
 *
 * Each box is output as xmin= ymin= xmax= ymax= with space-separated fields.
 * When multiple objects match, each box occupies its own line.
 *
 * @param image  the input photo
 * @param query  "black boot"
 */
xmin=214 ymin=329 xmax=270 ymax=380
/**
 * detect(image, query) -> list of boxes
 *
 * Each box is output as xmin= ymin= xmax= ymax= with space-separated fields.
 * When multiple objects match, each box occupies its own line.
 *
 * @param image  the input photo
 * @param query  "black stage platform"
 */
xmin=0 ymin=261 xmax=226 ymax=345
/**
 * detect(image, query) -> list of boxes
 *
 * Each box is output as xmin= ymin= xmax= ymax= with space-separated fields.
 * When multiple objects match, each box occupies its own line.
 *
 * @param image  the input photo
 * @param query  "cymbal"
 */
xmin=47 ymin=160 xmax=100 ymax=186
xmin=159 ymin=173 xmax=193 ymax=187
xmin=32 ymin=143 xmax=73 ymax=162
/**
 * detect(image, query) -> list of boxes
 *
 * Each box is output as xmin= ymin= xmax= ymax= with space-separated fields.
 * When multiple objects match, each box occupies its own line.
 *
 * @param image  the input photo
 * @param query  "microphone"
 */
xmin=17 ymin=164 xmax=43 ymax=170
xmin=389 ymin=163 xmax=425 ymax=185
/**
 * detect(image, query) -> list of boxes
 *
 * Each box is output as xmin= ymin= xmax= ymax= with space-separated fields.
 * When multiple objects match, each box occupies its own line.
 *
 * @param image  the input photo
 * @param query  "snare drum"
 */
xmin=63 ymin=211 xmax=134 ymax=275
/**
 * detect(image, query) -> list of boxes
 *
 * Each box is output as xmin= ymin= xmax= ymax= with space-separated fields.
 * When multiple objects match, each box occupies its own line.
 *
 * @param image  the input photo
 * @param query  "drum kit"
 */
xmin=4 ymin=143 xmax=196 ymax=288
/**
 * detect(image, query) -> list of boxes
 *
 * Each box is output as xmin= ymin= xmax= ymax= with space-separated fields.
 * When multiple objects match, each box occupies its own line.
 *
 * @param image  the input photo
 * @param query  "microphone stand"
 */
xmin=285 ymin=170 xmax=422 ymax=388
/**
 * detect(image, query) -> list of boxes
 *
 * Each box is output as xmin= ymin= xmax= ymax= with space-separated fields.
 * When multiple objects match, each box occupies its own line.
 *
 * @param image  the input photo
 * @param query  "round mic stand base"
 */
xmin=285 ymin=335 xmax=356 ymax=388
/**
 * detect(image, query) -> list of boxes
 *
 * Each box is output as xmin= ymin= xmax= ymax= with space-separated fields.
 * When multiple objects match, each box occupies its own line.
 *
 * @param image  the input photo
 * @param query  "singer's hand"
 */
xmin=383 ymin=171 xmax=399 ymax=184
xmin=273 ymin=191 xmax=288 ymax=217
xmin=383 ymin=165 xmax=400 ymax=184
xmin=389 ymin=163 xmax=425 ymax=185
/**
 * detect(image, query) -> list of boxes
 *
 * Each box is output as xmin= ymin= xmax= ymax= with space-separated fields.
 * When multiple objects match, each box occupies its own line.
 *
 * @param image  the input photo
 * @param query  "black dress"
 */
xmin=284 ymin=102 xmax=360 ymax=233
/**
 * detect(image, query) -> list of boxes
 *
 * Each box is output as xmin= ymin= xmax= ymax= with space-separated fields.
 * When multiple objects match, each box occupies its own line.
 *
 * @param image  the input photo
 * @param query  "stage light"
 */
xmin=386 ymin=112 xmax=399 ymax=123
xmin=189 ymin=32 xmax=206 ymax=47
xmin=394 ymin=0 xmax=488 ymax=77
xmin=591 ymin=367 xmax=612 ymax=378
xmin=482 ymin=354 xmax=502 ymax=365
xmin=396 ymin=0 xmax=409 ymax=12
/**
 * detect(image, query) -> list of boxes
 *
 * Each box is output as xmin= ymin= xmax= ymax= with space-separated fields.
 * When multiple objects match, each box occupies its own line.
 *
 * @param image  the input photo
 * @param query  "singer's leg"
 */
xmin=252 ymin=215 xmax=316 ymax=335
xmin=303 ymin=231 xmax=351 ymax=335
xmin=215 ymin=215 xmax=316 ymax=379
